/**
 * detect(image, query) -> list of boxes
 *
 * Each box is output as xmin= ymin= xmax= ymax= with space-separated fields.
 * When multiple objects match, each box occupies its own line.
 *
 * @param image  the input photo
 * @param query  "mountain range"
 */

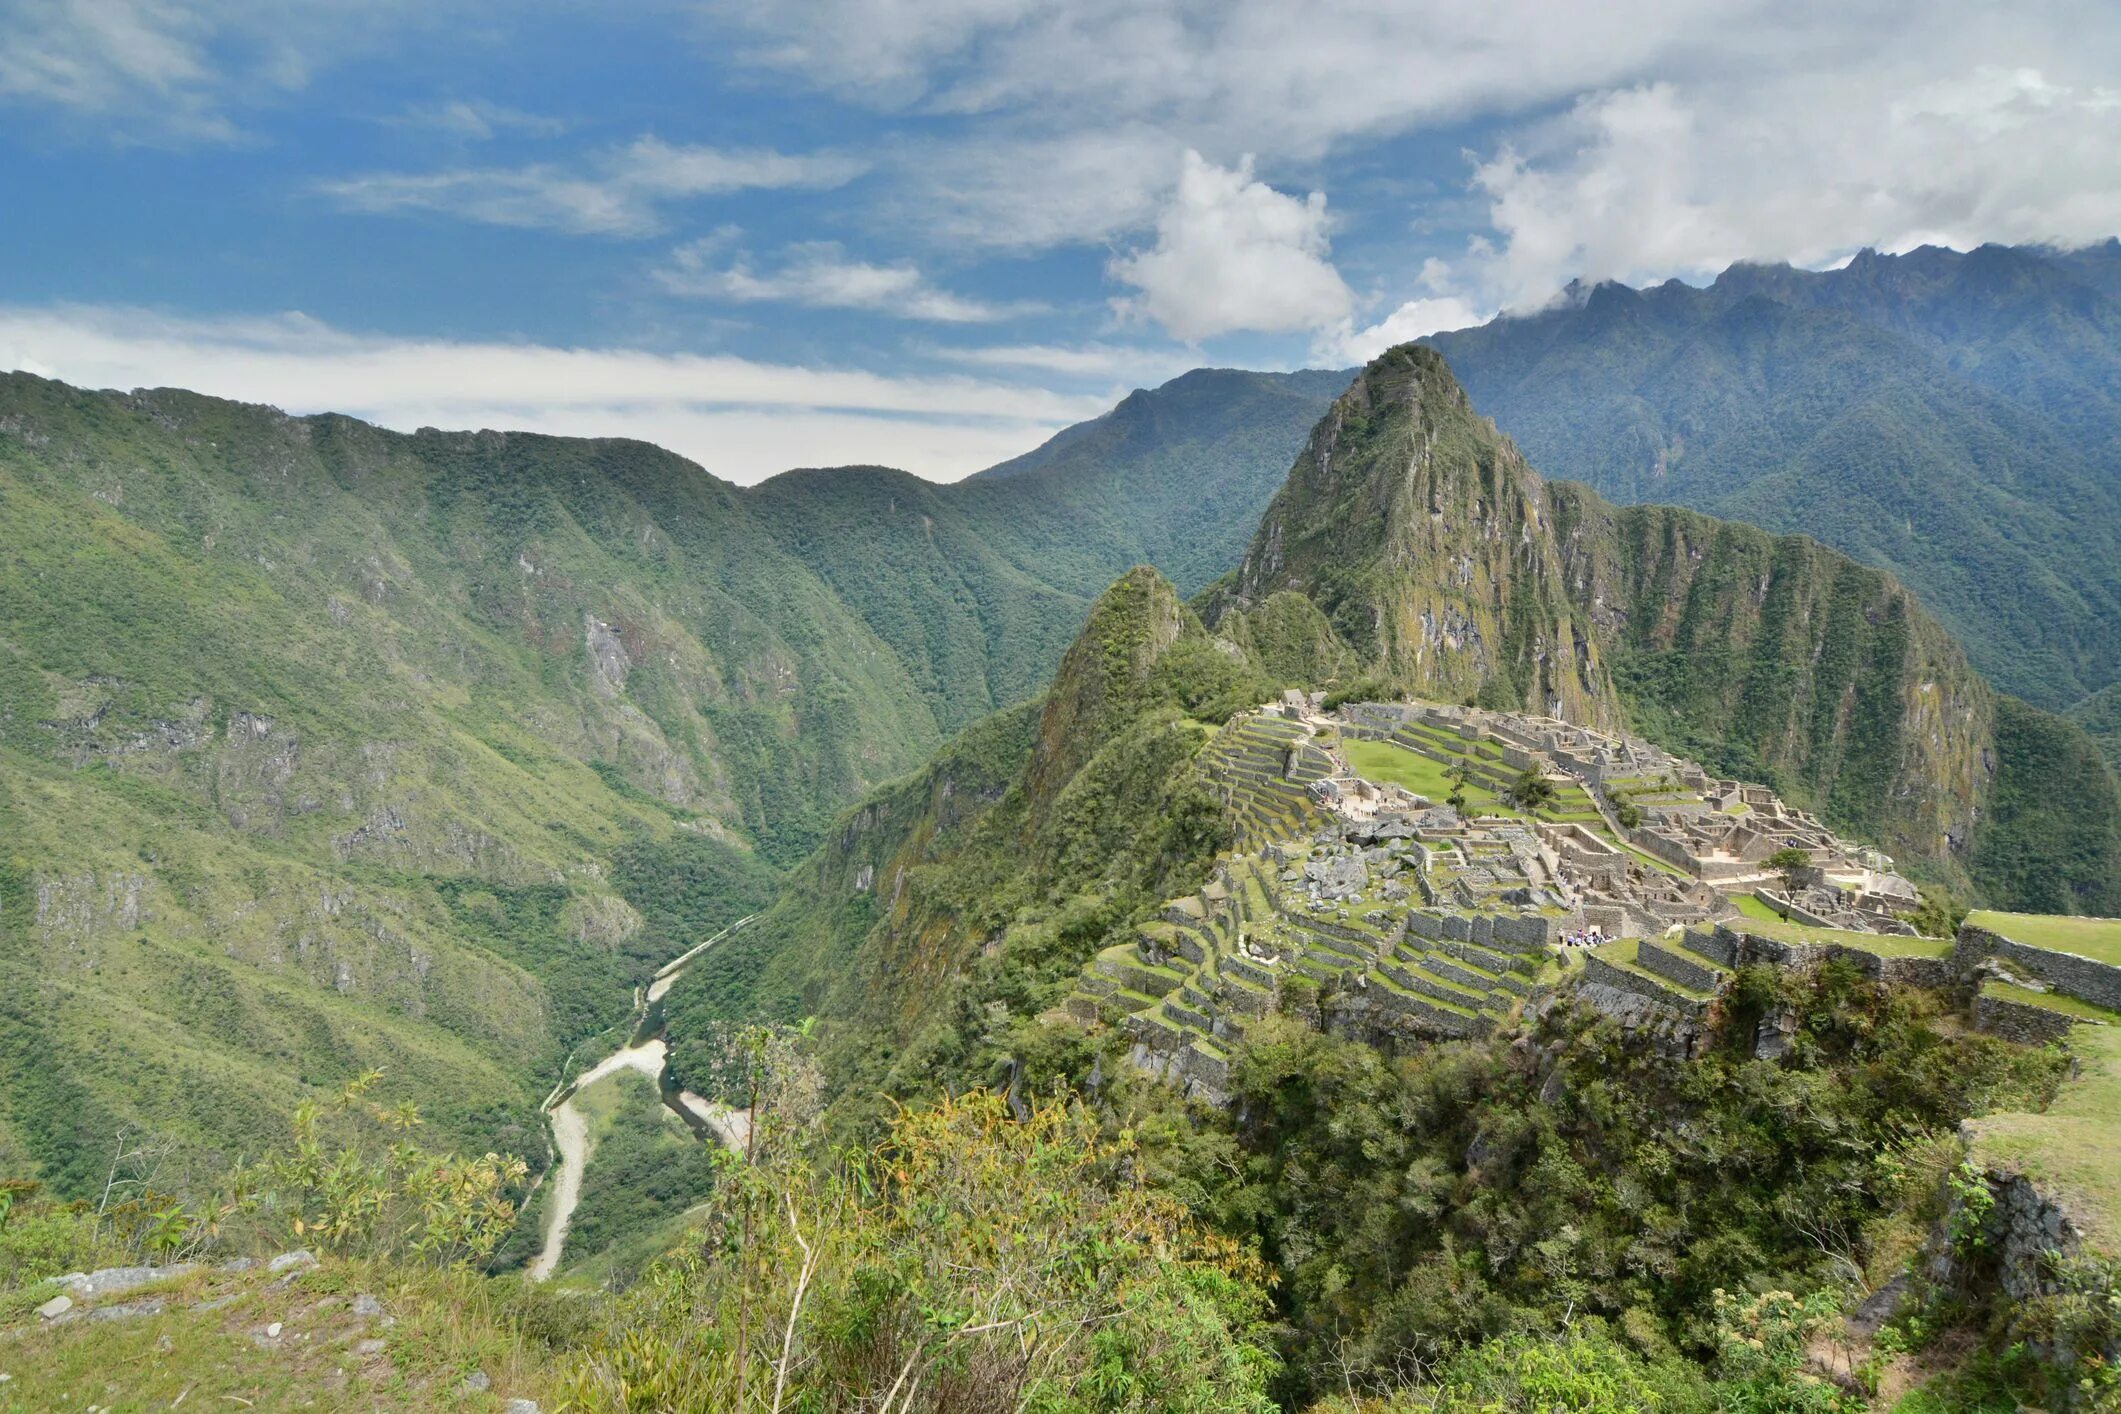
xmin=670 ymin=347 xmax=2121 ymax=1094
xmin=6 ymin=253 xmax=2121 ymax=1212
xmin=0 ymin=364 xmax=1331 ymax=1195
xmin=1424 ymin=241 xmax=2121 ymax=710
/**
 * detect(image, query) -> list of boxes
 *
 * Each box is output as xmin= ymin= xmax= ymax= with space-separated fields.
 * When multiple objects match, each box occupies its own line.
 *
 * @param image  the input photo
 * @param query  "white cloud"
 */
xmin=929 ymin=341 xmax=1196 ymax=382
xmin=710 ymin=0 xmax=1781 ymax=248
xmin=392 ymin=99 xmax=567 ymax=142
xmin=1319 ymin=301 xmax=1487 ymax=366
xmin=1108 ymin=152 xmax=1354 ymax=343
xmin=0 ymin=0 xmax=429 ymax=142
xmin=704 ymin=0 xmax=2121 ymax=317
xmin=0 ymin=305 xmax=1109 ymax=481
xmin=321 ymin=137 xmax=866 ymax=238
xmin=1421 ymin=61 xmax=2121 ymax=315
xmin=657 ymin=239 xmax=1032 ymax=322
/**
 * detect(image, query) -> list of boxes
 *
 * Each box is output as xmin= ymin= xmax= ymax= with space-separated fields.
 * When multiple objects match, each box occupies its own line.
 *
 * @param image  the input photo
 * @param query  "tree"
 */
xmin=1506 ymin=768 xmax=1557 ymax=814
xmin=1445 ymin=758 xmax=1472 ymax=814
xmin=1765 ymin=847 xmax=1812 ymax=899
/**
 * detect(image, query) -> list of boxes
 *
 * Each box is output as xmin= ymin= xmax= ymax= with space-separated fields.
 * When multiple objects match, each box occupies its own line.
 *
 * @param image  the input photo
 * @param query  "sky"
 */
xmin=2 ymin=0 xmax=2119 ymax=483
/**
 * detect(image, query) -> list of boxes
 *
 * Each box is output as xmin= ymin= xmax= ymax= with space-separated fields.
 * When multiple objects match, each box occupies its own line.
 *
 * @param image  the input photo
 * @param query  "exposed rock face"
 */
xmin=1211 ymin=343 xmax=2061 ymax=876
xmin=1231 ymin=348 xmax=1612 ymax=724
xmin=1303 ymin=853 xmax=1368 ymax=900
xmin=560 ymin=894 xmax=644 ymax=949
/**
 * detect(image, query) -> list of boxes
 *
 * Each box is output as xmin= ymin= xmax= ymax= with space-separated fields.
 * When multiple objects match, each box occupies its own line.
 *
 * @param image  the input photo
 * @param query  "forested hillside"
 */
xmin=1424 ymin=242 xmax=2121 ymax=711
xmin=0 ymin=366 xmax=1331 ymax=1199
xmin=1212 ymin=344 xmax=2121 ymax=912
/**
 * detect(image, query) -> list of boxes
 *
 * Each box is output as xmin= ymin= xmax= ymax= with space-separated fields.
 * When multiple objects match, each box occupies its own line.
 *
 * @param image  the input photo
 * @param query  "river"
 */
xmin=526 ymin=915 xmax=755 ymax=1282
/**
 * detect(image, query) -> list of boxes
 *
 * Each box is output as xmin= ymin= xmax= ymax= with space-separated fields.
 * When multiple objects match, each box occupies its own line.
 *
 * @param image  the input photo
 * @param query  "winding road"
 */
xmin=527 ymin=915 xmax=755 ymax=1282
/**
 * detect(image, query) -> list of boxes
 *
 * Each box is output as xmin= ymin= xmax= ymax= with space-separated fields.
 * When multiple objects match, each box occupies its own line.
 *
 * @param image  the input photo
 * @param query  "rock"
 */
xmin=267 ymin=1249 xmax=318 ymax=1275
xmin=1848 ymin=1274 xmax=1911 ymax=1338
xmin=266 ymin=1321 xmax=284 ymax=1337
xmin=504 ymin=1402 xmax=542 ymax=1414
xmin=352 ymin=1293 xmax=384 ymax=1318
xmin=56 ymin=1263 xmax=196 ymax=1298
xmin=218 ymin=1257 xmax=257 ymax=1274
xmin=37 ymin=1294 xmax=73 ymax=1320
xmin=354 ymin=1339 xmax=387 ymax=1357
xmin=461 ymin=1370 xmax=492 ymax=1394
xmin=1303 ymin=853 xmax=1369 ymax=900
xmin=91 ymin=1298 xmax=165 ymax=1322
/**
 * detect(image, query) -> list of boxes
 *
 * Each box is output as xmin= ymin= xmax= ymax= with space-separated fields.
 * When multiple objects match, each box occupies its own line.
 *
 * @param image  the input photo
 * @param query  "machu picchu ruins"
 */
xmin=1053 ymin=695 xmax=2121 ymax=1104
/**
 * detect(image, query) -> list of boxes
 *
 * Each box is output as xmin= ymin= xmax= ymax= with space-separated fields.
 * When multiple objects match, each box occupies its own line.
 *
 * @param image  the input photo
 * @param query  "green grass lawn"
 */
xmin=1967 ymin=1025 xmax=2121 ymax=1256
xmin=1344 ymin=737 xmax=1506 ymax=810
xmin=1981 ymin=979 xmax=2121 ymax=1024
xmin=1965 ymin=911 xmax=2121 ymax=966
xmin=1343 ymin=737 xmax=1595 ymax=825
xmin=1726 ymin=912 xmax=1954 ymax=958
xmin=1733 ymin=893 xmax=1784 ymax=922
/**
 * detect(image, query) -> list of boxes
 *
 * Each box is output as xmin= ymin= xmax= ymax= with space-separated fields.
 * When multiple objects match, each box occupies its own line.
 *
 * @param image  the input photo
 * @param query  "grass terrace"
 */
xmin=1733 ymin=893 xmax=1785 ymax=923
xmin=1965 ymin=911 xmax=2121 ymax=967
xmin=1726 ymin=913 xmax=1954 ymax=959
xmin=1343 ymin=736 xmax=1496 ymax=806
xmin=1981 ymin=979 xmax=2121 ymax=1025
xmin=1342 ymin=737 xmax=1601 ymax=825
xmin=1967 ymin=1025 xmax=2121 ymax=1257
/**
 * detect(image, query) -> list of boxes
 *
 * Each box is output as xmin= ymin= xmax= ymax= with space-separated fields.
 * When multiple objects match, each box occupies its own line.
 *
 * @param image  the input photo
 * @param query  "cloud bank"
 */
xmin=0 ymin=306 xmax=1106 ymax=482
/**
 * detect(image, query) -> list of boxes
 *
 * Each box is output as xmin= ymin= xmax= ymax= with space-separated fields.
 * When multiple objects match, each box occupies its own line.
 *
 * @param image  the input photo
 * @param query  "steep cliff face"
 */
xmin=1232 ymin=347 xmax=1613 ymax=724
xmin=1215 ymin=345 xmax=2118 ymax=901
xmin=1554 ymin=493 xmax=1993 ymax=862
xmin=1423 ymin=244 xmax=2121 ymax=709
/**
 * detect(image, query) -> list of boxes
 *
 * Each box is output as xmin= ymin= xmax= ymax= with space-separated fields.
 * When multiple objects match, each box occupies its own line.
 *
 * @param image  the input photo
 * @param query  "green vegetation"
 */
xmin=1727 ymin=914 xmax=1956 ymax=959
xmin=0 ymin=363 xmax=1333 ymax=1197
xmin=1208 ymin=343 xmax=2121 ymax=912
xmin=1426 ymin=244 xmax=2121 ymax=710
xmin=559 ymin=1089 xmax=1279 ymax=1412
xmin=545 ymin=1073 xmax=718 ymax=1285
xmin=1965 ymin=909 xmax=2121 ymax=966
xmin=1965 ymin=1025 xmax=2121 ymax=1257
xmin=1766 ymin=845 xmax=1812 ymax=895
xmin=1219 ymin=965 xmax=2063 ymax=1405
xmin=1341 ymin=737 xmax=1502 ymax=809
xmin=2067 ymin=681 xmax=2121 ymax=770
xmin=1980 ymin=979 xmax=2121 ymax=1024
xmin=1735 ymin=892 xmax=1785 ymax=923
xmin=1966 ymin=698 xmax=2121 ymax=916
xmin=663 ymin=569 xmax=1267 ymax=1110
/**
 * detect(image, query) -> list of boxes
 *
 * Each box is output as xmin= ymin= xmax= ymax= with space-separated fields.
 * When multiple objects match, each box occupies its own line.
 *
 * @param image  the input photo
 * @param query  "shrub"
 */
xmin=559 ymin=1090 xmax=1279 ymax=1412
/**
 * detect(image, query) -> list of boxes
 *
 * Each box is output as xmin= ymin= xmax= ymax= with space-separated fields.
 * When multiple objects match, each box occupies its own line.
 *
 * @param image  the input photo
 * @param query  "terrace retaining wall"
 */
xmin=1956 ymin=925 xmax=2121 ymax=1012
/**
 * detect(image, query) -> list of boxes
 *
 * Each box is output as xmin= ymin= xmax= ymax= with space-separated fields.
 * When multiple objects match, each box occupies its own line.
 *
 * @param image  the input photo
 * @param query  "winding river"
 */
xmin=527 ymin=915 xmax=755 ymax=1282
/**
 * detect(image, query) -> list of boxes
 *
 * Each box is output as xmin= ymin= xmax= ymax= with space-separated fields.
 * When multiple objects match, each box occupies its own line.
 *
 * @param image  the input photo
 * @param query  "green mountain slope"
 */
xmin=668 ymin=358 xmax=2121 ymax=1119
xmin=973 ymin=367 xmax=1352 ymax=594
xmin=2068 ymin=682 xmax=2121 ymax=770
xmin=1424 ymin=244 xmax=2121 ymax=708
xmin=0 ymin=365 xmax=1334 ymax=1196
xmin=662 ymin=568 xmax=1265 ymax=1101
xmin=1209 ymin=344 xmax=2121 ymax=911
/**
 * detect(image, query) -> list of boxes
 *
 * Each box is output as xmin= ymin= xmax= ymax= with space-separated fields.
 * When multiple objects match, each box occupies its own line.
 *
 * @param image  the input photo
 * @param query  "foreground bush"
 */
xmin=560 ymin=1089 xmax=1279 ymax=1412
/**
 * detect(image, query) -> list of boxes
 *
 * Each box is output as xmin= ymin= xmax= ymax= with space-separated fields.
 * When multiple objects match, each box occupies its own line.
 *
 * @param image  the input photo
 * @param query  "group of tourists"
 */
xmin=1560 ymin=925 xmax=1606 ymax=951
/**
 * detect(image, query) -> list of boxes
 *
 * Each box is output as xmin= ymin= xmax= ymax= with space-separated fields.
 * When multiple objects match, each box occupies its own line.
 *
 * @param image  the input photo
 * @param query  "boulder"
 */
xmin=56 ymin=1263 xmax=196 ymax=1298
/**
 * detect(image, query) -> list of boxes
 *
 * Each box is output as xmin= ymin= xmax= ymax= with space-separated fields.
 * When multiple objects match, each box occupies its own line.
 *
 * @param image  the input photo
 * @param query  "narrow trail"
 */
xmin=527 ymin=915 xmax=755 ymax=1283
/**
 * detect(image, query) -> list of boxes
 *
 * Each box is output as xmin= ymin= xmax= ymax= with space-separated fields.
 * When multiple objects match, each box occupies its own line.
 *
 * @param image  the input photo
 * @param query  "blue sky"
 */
xmin=3 ymin=0 xmax=2119 ymax=481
